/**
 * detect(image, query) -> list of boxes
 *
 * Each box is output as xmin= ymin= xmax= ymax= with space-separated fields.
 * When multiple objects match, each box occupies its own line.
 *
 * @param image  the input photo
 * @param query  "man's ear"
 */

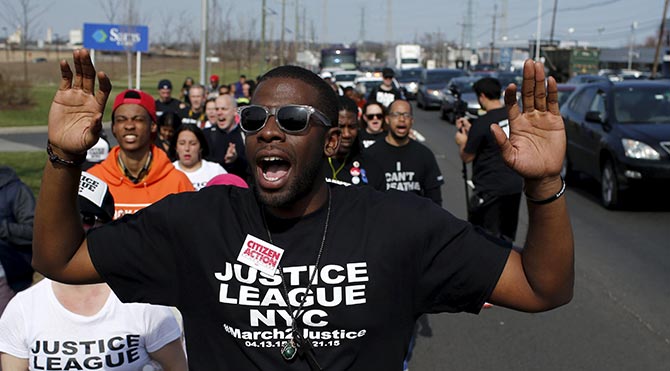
xmin=324 ymin=127 xmax=341 ymax=157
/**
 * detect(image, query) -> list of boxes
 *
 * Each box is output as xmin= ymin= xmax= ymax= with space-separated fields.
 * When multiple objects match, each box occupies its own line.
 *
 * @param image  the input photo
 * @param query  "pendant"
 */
xmin=281 ymin=340 xmax=297 ymax=361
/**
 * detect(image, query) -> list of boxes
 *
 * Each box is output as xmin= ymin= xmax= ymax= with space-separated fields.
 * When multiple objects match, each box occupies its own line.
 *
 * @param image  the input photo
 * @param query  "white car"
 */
xmin=333 ymin=71 xmax=362 ymax=89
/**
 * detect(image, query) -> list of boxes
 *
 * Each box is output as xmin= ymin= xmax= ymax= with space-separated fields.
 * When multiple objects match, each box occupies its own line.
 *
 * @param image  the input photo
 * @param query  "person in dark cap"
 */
xmin=155 ymin=79 xmax=183 ymax=118
xmin=0 ymin=172 xmax=188 ymax=371
xmin=368 ymin=67 xmax=404 ymax=108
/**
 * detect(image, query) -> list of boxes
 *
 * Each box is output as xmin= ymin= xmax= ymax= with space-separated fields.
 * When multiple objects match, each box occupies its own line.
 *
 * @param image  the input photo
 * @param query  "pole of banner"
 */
xmin=136 ymin=51 xmax=141 ymax=90
xmin=90 ymin=49 xmax=95 ymax=66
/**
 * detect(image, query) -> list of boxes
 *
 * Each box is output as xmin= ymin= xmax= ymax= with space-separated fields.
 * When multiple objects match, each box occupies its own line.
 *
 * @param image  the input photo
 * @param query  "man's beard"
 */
xmin=254 ymin=153 xmax=324 ymax=209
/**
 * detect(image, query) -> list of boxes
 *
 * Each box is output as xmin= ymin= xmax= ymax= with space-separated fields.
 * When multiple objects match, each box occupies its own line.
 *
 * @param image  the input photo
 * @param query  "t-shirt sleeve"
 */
xmin=422 ymin=148 xmax=445 ymax=192
xmin=416 ymin=202 xmax=511 ymax=314
xmin=142 ymin=305 xmax=183 ymax=353
xmin=0 ymin=294 xmax=29 ymax=359
xmin=87 ymin=195 xmax=183 ymax=307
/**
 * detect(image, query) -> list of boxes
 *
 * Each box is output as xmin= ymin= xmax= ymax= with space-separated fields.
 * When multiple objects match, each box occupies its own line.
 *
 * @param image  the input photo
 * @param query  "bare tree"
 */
xmin=0 ymin=0 xmax=52 ymax=81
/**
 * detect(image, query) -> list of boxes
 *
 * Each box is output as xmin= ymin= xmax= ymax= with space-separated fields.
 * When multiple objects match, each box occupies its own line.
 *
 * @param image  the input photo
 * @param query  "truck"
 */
xmin=388 ymin=44 xmax=422 ymax=70
xmin=541 ymin=47 xmax=600 ymax=83
xmin=320 ymin=47 xmax=357 ymax=73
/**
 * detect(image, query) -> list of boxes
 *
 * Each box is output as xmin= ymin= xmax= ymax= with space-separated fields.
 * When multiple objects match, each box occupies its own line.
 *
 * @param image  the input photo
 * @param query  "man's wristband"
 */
xmin=46 ymin=141 xmax=86 ymax=167
xmin=524 ymin=176 xmax=566 ymax=205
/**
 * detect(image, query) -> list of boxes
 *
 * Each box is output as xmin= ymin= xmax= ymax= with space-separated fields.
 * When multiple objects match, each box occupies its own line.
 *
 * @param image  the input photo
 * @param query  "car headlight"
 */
xmin=621 ymin=139 xmax=660 ymax=160
xmin=428 ymin=89 xmax=443 ymax=98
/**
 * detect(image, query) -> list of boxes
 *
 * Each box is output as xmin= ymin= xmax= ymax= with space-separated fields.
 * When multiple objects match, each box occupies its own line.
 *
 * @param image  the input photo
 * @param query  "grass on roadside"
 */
xmin=0 ymin=152 xmax=47 ymax=197
xmin=0 ymin=56 xmax=260 ymax=128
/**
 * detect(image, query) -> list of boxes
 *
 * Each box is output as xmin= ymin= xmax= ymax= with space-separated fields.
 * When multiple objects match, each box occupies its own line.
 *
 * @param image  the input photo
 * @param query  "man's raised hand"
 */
xmin=491 ymin=59 xmax=565 ymax=180
xmin=48 ymin=49 xmax=112 ymax=158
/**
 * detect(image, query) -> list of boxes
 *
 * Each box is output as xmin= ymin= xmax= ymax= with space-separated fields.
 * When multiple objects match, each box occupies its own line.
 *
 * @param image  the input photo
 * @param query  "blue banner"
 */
xmin=83 ymin=23 xmax=149 ymax=52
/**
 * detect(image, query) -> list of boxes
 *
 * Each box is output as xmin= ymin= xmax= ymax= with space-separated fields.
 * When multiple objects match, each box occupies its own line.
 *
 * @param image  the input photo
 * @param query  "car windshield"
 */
xmin=613 ymin=86 xmax=670 ymax=123
xmin=397 ymin=69 xmax=422 ymax=82
xmin=426 ymin=70 xmax=464 ymax=84
xmin=450 ymin=79 xmax=475 ymax=93
xmin=335 ymin=73 xmax=359 ymax=82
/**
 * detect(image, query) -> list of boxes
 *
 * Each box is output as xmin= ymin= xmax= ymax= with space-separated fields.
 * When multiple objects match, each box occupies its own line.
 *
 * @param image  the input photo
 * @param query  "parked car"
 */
xmin=566 ymin=74 xmax=610 ymax=84
xmin=557 ymin=83 xmax=577 ymax=107
xmin=396 ymin=67 xmax=423 ymax=100
xmin=416 ymin=68 xmax=467 ymax=109
xmin=560 ymin=80 xmax=670 ymax=208
xmin=440 ymin=76 xmax=481 ymax=123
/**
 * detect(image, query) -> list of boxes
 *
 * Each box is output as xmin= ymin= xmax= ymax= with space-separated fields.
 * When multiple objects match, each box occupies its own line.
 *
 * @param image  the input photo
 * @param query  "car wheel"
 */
xmin=600 ymin=160 xmax=621 ymax=209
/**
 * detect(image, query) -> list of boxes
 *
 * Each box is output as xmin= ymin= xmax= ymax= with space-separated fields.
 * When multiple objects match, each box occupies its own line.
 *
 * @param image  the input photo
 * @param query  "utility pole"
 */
xmin=199 ymin=0 xmax=208 ymax=85
xmin=628 ymin=21 xmax=638 ymax=70
xmin=490 ymin=4 xmax=497 ymax=64
xmin=359 ymin=6 xmax=366 ymax=47
xmin=549 ymin=0 xmax=558 ymax=45
xmin=535 ymin=0 xmax=542 ymax=61
xmin=652 ymin=0 xmax=669 ymax=77
xmin=322 ymin=0 xmax=328 ymax=48
xmin=280 ymin=0 xmax=286 ymax=65
xmin=261 ymin=0 xmax=266 ymax=75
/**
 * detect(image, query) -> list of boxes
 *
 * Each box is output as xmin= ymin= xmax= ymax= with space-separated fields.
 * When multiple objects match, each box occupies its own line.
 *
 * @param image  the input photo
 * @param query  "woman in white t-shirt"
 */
xmin=0 ymin=172 xmax=187 ymax=371
xmin=171 ymin=125 xmax=227 ymax=191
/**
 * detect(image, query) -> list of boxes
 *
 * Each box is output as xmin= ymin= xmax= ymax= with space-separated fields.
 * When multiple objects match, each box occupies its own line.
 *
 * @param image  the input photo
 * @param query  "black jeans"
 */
xmin=468 ymin=192 xmax=521 ymax=242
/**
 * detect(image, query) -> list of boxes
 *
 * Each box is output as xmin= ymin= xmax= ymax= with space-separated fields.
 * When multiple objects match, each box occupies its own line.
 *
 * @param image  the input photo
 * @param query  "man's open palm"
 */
xmin=492 ymin=59 xmax=565 ymax=179
xmin=48 ymin=49 xmax=112 ymax=155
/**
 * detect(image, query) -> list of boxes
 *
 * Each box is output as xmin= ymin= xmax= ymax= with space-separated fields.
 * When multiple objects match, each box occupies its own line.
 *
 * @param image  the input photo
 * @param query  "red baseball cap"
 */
xmin=112 ymin=89 xmax=157 ymax=123
xmin=210 ymin=74 xmax=219 ymax=82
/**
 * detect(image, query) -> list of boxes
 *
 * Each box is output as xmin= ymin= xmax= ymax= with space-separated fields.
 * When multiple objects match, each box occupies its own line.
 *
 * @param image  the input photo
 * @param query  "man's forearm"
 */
xmin=521 ymin=176 xmax=575 ymax=307
xmin=33 ymin=159 xmax=86 ymax=277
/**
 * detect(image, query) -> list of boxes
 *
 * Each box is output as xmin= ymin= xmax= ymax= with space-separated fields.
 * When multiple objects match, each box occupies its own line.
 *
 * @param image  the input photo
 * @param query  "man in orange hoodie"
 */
xmin=89 ymin=89 xmax=194 ymax=219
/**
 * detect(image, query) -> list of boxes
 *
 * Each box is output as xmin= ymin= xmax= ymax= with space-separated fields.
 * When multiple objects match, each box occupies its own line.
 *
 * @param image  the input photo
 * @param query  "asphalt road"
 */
xmin=1 ymin=103 xmax=669 ymax=370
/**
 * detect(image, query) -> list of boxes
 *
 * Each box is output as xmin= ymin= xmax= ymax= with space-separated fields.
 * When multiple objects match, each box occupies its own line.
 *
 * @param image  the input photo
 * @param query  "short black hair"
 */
xmin=337 ymin=96 xmax=358 ymax=115
xmin=169 ymin=124 xmax=210 ymax=159
xmin=257 ymin=65 xmax=339 ymax=127
xmin=157 ymin=111 xmax=181 ymax=131
xmin=473 ymin=77 xmax=502 ymax=100
xmin=388 ymin=99 xmax=412 ymax=115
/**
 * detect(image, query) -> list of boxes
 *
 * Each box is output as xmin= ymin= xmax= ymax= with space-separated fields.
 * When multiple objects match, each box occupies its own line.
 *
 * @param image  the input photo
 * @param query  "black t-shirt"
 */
xmin=177 ymin=106 xmax=206 ymax=127
xmin=323 ymin=152 xmax=383 ymax=189
xmin=88 ymin=185 xmax=510 ymax=371
xmin=358 ymin=130 xmax=386 ymax=149
xmin=155 ymin=97 xmax=182 ymax=118
xmin=464 ymin=107 xmax=522 ymax=195
xmin=367 ymin=85 xmax=403 ymax=108
xmin=364 ymin=139 xmax=445 ymax=205
xmin=204 ymin=125 xmax=249 ymax=180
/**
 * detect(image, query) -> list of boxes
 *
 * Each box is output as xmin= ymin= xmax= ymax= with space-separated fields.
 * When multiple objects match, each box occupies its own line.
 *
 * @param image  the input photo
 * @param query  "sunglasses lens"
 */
xmin=277 ymin=106 xmax=310 ymax=132
xmin=240 ymin=106 xmax=268 ymax=132
xmin=367 ymin=114 xmax=382 ymax=120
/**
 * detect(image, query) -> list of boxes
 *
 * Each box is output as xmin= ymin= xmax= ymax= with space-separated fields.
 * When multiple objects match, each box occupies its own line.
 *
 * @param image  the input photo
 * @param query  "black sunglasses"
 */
xmin=365 ymin=113 xmax=384 ymax=120
xmin=238 ymin=105 xmax=332 ymax=134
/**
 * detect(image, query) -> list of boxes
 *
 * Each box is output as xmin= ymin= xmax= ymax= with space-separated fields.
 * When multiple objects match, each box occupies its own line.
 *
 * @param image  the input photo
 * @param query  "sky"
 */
xmin=4 ymin=0 xmax=666 ymax=49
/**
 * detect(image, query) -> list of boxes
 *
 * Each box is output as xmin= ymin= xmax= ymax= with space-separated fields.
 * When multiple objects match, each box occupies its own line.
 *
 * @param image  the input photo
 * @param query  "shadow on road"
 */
xmin=567 ymin=176 xmax=670 ymax=212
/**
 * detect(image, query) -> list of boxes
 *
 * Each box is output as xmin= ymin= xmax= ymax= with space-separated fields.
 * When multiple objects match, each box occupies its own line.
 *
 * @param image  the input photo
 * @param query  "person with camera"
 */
xmin=455 ymin=77 xmax=522 ymax=242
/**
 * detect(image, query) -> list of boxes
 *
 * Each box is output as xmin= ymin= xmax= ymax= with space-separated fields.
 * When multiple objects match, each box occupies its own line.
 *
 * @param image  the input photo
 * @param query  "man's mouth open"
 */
xmin=258 ymin=156 xmax=291 ymax=188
